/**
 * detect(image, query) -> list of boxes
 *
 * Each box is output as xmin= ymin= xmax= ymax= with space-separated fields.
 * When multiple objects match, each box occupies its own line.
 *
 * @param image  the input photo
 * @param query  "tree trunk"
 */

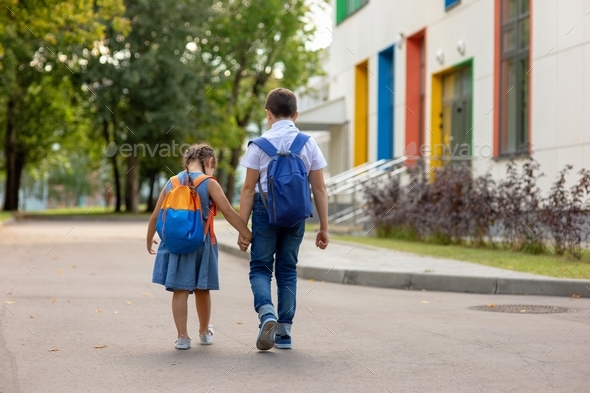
xmin=125 ymin=154 xmax=140 ymax=213
xmin=145 ymin=172 xmax=158 ymax=212
xmin=216 ymin=149 xmax=226 ymax=192
xmin=102 ymin=119 xmax=122 ymax=212
xmin=3 ymin=99 xmax=22 ymax=211
xmin=225 ymin=145 xmax=242 ymax=204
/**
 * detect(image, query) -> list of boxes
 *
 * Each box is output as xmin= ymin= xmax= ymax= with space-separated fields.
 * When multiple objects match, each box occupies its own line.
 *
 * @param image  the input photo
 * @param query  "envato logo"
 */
xmin=403 ymin=142 xmax=493 ymax=160
xmin=103 ymin=141 xmax=192 ymax=158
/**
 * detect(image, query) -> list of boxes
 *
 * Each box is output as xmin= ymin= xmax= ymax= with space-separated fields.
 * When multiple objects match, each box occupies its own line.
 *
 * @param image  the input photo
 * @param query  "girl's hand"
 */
xmin=147 ymin=239 xmax=158 ymax=254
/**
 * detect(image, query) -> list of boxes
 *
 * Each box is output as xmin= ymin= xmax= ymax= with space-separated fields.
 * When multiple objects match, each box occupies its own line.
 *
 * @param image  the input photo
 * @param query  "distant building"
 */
xmin=296 ymin=0 xmax=590 ymax=192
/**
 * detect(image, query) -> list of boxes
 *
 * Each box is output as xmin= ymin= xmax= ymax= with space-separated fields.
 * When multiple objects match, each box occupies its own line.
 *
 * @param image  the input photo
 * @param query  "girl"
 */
xmin=146 ymin=143 xmax=252 ymax=349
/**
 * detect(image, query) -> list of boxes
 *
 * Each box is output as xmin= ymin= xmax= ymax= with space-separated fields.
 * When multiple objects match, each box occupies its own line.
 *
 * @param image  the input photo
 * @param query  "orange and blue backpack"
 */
xmin=156 ymin=173 xmax=217 ymax=254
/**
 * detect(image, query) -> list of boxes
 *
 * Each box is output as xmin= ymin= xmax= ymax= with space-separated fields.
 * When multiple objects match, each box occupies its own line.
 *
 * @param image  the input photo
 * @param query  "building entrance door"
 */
xmin=441 ymin=66 xmax=472 ymax=165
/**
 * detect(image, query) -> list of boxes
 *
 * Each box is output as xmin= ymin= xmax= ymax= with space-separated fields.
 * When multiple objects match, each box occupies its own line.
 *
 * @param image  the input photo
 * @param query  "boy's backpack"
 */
xmin=156 ymin=173 xmax=217 ymax=254
xmin=249 ymin=133 xmax=313 ymax=228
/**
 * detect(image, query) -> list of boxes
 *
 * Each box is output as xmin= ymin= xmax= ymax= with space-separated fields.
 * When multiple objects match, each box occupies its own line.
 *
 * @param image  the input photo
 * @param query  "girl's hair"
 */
xmin=183 ymin=143 xmax=216 ymax=173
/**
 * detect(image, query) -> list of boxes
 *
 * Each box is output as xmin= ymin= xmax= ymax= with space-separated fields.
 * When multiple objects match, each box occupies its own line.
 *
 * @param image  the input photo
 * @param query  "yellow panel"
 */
xmin=354 ymin=61 xmax=368 ymax=166
xmin=430 ymin=74 xmax=443 ymax=172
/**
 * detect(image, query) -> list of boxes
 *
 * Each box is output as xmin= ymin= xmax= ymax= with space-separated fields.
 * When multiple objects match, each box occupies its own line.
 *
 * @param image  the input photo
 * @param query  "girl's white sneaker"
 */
xmin=199 ymin=325 xmax=214 ymax=345
xmin=175 ymin=336 xmax=191 ymax=350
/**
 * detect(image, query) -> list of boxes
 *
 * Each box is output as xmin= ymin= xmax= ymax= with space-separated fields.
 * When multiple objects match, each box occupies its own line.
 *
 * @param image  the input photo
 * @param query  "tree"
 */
xmin=199 ymin=0 xmax=325 ymax=202
xmin=79 ymin=0 xmax=211 ymax=213
xmin=0 ymin=0 xmax=126 ymax=211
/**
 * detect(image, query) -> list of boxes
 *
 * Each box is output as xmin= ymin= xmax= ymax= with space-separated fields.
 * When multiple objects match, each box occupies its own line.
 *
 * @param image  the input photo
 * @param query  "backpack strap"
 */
xmin=248 ymin=137 xmax=277 ymax=157
xmin=170 ymin=175 xmax=181 ymax=188
xmin=290 ymin=133 xmax=311 ymax=155
xmin=191 ymin=174 xmax=217 ymax=245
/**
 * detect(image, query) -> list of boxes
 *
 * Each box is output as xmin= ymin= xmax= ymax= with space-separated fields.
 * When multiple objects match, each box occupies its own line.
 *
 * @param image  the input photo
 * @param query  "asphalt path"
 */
xmin=1 ymin=221 xmax=589 ymax=392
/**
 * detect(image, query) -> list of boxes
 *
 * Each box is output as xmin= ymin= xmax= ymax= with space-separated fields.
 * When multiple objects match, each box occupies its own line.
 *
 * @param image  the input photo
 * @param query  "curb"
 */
xmin=218 ymin=243 xmax=590 ymax=298
xmin=0 ymin=218 xmax=14 ymax=227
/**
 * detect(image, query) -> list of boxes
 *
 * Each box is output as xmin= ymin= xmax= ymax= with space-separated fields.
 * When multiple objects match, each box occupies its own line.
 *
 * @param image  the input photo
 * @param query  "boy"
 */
xmin=238 ymin=87 xmax=329 ymax=350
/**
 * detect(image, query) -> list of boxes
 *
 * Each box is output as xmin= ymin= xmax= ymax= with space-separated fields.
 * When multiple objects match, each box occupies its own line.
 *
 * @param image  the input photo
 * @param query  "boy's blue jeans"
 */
xmin=249 ymin=193 xmax=305 ymax=336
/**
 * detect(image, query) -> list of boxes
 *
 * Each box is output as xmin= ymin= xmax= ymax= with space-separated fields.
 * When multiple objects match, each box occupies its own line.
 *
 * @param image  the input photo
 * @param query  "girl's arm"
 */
xmin=146 ymin=188 xmax=166 ymax=254
xmin=208 ymin=179 xmax=252 ymax=241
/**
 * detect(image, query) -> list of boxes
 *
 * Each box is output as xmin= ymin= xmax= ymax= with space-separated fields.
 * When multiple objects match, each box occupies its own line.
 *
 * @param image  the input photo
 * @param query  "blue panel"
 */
xmin=445 ymin=0 xmax=460 ymax=10
xmin=377 ymin=46 xmax=394 ymax=160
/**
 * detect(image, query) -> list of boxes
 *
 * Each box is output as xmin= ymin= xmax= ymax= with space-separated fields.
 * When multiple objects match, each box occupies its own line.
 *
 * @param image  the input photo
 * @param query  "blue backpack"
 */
xmin=249 ymin=133 xmax=313 ymax=228
xmin=156 ymin=173 xmax=217 ymax=254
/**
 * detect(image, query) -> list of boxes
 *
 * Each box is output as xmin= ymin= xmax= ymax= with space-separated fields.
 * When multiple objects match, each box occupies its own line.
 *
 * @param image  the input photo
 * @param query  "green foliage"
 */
xmin=198 ymin=0 xmax=325 ymax=196
xmin=0 ymin=0 xmax=127 ymax=210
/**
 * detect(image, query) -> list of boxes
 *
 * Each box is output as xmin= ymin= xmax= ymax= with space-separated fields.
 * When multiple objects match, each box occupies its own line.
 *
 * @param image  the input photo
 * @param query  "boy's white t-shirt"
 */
xmin=240 ymin=119 xmax=328 ymax=193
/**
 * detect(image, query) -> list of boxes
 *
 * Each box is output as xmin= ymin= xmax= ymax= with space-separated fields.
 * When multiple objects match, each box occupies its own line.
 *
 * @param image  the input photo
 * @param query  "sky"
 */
xmin=308 ymin=1 xmax=334 ymax=50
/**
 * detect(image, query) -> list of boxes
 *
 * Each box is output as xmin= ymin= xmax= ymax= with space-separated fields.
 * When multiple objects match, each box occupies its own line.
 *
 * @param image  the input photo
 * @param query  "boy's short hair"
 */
xmin=265 ymin=88 xmax=297 ymax=119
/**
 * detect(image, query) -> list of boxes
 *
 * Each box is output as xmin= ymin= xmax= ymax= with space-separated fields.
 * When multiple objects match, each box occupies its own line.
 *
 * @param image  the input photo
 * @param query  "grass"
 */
xmin=0 ymin=211 xmax=13 ymax=222
xmin=24 ymin=206 xmax=150 ymax=216
xmin=333 ymin=234 xmax=590 ymax=279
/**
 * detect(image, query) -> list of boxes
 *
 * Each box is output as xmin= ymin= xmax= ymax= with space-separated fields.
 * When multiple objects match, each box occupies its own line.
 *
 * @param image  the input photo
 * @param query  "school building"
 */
xmin=296 ymin=0 xmax=590 ymax=194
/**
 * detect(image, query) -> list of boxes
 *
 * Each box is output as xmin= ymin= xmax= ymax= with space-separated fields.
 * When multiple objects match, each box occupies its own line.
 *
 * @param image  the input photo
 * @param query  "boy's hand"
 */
xmin=316 ymin=230 xmax=329 ymax=250
xmin=147 ymin=239 xmax=158 ymax=254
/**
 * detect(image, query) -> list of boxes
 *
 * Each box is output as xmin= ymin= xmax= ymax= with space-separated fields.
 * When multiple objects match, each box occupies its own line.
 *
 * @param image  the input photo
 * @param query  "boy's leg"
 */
xmin=275 ymin=221 xmax=305 ymax=337
xmin=172 ymin=290 xmax=190 ymax=338
xmin=194 ymin=289 xmax=211 ymax=335
xmin=249 ymin=194 xmax=279 ymax=320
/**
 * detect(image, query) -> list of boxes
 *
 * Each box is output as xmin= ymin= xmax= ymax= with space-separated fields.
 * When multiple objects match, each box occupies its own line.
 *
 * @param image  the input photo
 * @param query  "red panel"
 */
xmin=493 ymin=0 xmax=501 ymax=157
xmin=405 ymin=29 xmax=425 ymax=165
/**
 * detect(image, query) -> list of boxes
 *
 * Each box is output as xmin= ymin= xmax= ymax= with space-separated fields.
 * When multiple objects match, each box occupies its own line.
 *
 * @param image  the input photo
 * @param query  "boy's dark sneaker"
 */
xmin=256 ymin=314 xmax=277 ymax=350
xmin=274 ymin=334 xmax=292 ymax=349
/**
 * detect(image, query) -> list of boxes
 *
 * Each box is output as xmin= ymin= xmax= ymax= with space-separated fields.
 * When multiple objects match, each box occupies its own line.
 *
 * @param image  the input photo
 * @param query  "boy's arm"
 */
xmin=146 ymin=188 xmax=166 ymax=254
xmin=308 ymin=168 xmax=329 ymax=249
xmin=239 ymin=168 xmax=259 ymax=224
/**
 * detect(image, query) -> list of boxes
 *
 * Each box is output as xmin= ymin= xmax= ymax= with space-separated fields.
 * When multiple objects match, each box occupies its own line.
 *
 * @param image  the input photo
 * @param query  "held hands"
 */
xmin=147 ymin=239 xmax=158 ymax=254
xmin=237 ymin=233 xmax=252 ymax=252
xmin=316 ymin=230 xmax=329 ymax=250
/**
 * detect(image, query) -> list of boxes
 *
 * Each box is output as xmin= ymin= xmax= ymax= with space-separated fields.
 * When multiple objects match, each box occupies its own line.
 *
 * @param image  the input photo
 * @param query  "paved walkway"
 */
xmin=1 ymin=220 xmax=590 ymax=392
xmin=214 ymin=220 xmax=590 ymax=298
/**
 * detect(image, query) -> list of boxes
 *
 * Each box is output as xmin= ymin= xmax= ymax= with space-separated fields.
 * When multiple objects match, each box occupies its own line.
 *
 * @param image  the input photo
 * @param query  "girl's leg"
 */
xmin=172 ymin=290 xmax=190 ymax=338
xmin=194 ymin=289 xmax=211 ymax=334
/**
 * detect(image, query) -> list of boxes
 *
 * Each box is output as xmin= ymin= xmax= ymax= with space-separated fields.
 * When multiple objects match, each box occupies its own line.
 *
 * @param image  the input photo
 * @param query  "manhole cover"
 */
xmin=469 ymin=305 xmax=574 ymax=314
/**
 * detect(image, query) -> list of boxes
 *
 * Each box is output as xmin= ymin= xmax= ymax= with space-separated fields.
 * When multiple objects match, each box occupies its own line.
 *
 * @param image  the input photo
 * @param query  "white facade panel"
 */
xmin=317 ymin=0 xmax=589 ymax=195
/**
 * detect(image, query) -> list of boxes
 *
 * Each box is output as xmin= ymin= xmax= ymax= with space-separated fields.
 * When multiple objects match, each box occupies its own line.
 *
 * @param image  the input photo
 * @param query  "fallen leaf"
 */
xmin=50 ymin=299 xmax=56 ymax=303
xmin=571 ymin=294 xmax=581 ymax=299
xmin=52 ymin=257 xmax=58 ymax=260
xmin=519 ymin=309 xmax=526 ymax=313
xmin=71 ymin=265 xmax=77 ymax=269
xmin=488 ymin=303 xmax=495 ymax=308
xmin=142 ymin=293 xmax=151 ymax=297
xmin=95 ymin=309 xmax=103 ymax=313
xmin=67 ymin=300 xmax=71 ymax=303
xmin=308 ymin=279 xmax=315 ymax=283
xmin=93 ymin=345 xmax=107 ymax=349
xmin=30 ymin=315 xmax=36 ymax=319
xmin=4 ymin=301 xmax=15 ymax=304
xmin=421 ymin=301 xmax=429 ymax=304
xmin=48 ymin=348 xmax=58 ymax=352
xmin=126 ymin=301 xmax=132 ymax=305
xmin=56 ymin=270 xmax=62 ymax=274
xmin=236 ymin=321 xmax=243 ymax=324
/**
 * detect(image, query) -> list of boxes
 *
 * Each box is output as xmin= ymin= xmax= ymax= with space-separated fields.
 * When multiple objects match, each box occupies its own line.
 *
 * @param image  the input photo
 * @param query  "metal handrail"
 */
xmin=326 ymin=157 xmax=407 ymax=227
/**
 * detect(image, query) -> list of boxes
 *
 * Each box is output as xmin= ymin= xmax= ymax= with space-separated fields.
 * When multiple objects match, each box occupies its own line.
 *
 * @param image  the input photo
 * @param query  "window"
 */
xmin=499 ymin=0 xmax=530 ymax=155
xmin=445 ymin=0 xmax=461 ymax=10
xmin=336 ymin=0 xmax=369 ymax=25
